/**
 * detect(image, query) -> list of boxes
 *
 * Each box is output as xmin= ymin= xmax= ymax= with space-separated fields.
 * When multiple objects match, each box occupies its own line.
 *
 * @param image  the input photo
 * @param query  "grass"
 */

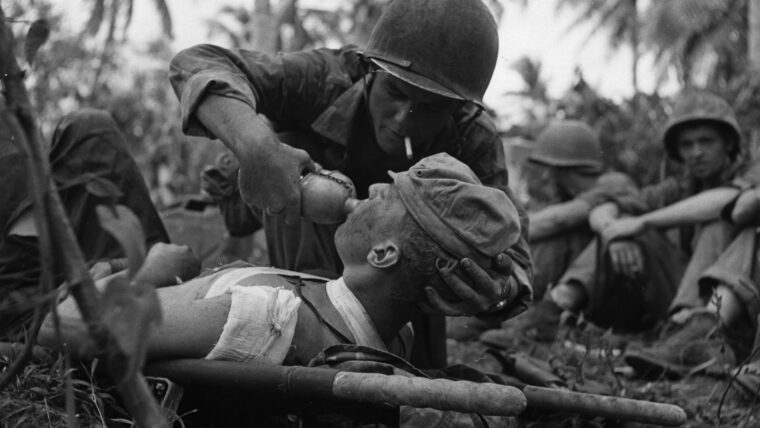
xmin=446 ymin=321 xmax=760 ymax=428
xmin=2 ymin=326 xmax=758 ymax=427
xmin=1 ymin=352 xmax=131 ymax=428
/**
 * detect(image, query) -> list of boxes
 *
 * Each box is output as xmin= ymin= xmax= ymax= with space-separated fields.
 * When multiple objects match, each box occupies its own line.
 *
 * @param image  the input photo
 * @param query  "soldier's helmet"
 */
xmin=663 ymin=91 xmax=742 ymax=162
xmin=528 ymin=120 xmax=604 ymax=173
xmin=363 ymin=0 xmax=499 ymax=104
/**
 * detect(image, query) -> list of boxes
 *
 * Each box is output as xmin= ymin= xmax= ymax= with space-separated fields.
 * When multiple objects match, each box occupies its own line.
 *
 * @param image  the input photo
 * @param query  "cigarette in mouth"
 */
xmin=404 ymin=136 xmax=413 ymax=160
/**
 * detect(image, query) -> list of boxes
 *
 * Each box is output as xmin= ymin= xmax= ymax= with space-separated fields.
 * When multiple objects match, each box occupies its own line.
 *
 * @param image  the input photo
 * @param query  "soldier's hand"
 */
xmin=607 ymin=240 xmax=643 ymax=278
xmin=238 ymin=138 xmax=317 ymax=225
xmin=422 ymin=254 xmax=517 ymax=317
xmin=136 ymin=243 xmax=201 ymax=287
xmin=88 ymin=261 xmax=115 ymax=281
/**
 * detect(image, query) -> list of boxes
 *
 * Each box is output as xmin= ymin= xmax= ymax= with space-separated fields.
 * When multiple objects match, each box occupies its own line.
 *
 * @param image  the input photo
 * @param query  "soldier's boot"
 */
xmin=446 ymin=316 xmax=501 ymax=342
xmin=731 ymin=314 xmax=760 ymax=400
xmin=623 ymin=310 xmax=735 ymax=380
xmin=732 ymin=360 xmax=760 ymax=400
xmin=479 ymin=299 xmax=565 ymax=348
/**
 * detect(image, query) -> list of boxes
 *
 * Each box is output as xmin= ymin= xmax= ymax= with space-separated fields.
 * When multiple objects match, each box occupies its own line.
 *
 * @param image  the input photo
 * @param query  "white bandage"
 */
xmin=206 ymin=285 xmax=301 ymax=365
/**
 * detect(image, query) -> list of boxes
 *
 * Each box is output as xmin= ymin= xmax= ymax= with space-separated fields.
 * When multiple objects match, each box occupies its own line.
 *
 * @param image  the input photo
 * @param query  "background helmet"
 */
xmin=663 ymin=91 xmax=742 ymax=162
xmin=363 ymin=0 xmax=499 ymax=103
xmin=528 ymin=120 xmax=604 ymax=173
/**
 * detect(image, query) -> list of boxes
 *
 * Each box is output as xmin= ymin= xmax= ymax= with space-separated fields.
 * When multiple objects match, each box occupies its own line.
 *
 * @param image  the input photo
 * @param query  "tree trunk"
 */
xmin=630 ymin=0 xmax=639 ymax=95
xmin=251 ymin=0 xmax=278 ymax=53
xmin=749 ymin=0 xmax=760 ymax=69
xmin=749 ymin=0 xmax=760 ymax=159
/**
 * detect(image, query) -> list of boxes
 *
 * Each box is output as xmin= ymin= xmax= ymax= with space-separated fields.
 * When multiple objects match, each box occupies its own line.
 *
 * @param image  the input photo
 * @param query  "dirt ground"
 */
xmin=446 ymin=323 xmax=760 ymax=428
xmin=2 ymin=326 xmax=758 ymax=427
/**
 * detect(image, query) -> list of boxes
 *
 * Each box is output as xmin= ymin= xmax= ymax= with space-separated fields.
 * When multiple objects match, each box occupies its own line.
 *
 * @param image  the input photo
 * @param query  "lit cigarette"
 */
xmin=404 ymin=136 xmax=413 ymax=160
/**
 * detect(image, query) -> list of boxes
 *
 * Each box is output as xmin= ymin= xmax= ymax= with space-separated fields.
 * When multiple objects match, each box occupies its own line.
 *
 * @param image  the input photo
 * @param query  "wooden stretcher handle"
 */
xmin=145 ymin=359 xmax=527 ymax=415
xmin=333 ymin=371 xmax=527 ymax=416
xmin=523 ymin=385 xmax=687 ymax=426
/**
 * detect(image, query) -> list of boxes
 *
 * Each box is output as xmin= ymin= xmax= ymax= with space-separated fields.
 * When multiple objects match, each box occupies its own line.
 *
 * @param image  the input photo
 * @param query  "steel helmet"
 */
xmin=528 ymin=120 xmax=603 ymax=172
xmin=663 ymin=91 xmax=742 ymax=162
xmin=363 ymin=0 xmax=499 ymax=103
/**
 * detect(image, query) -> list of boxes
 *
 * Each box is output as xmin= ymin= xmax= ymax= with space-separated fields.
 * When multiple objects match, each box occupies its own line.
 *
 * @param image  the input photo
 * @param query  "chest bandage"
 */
xmin=204 ymin=268 xmax=304 ymax=364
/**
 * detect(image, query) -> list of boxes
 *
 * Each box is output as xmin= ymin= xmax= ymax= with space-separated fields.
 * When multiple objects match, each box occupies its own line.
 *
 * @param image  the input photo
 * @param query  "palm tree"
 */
xmin=83 ymin=0 xmax=173 ymax=100
xmin=642 ymin=0 xmax=747 ymax=88
xmin=85 ymin=0 xmax=173 ymax=42
xmin=557 ymin=0 xmax=640 ymax=93
xmin=206 ymin=5 xmax=254 ymax=49
xmin=751 ymin=1 xmax=760 ymax=70
xmin=206 ymin=0 xmax=303 ymax=52
xmin=508 ymin=56 xmax=548 ymax=103
xmin=205 ymin=0 xmax=389 ymax=53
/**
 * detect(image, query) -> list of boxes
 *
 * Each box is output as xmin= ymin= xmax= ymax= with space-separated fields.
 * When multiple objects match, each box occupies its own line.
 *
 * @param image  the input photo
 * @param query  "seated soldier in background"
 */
xmin=478 ymin=120 xmax=638 ymax=345
xmin=39 ymin=153 xmax=520 ymax=367
xmin=549 ymin=91 xmax=758 ymax=355
xmin=0 ymin=109 xmax=170 ymax=338
xmin=623 ymin=170 xmax=760 ymax=381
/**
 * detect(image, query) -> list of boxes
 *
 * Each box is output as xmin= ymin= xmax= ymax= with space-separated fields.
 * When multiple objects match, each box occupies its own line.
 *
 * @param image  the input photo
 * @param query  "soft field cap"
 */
xmin=390 ymin=153 xmax=521 ymax=267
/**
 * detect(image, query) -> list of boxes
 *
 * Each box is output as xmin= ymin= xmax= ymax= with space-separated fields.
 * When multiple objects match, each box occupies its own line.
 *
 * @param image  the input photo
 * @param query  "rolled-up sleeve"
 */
xmin=577 ymin=171 xmax=639 ymax=209
xmin=169 ymin=44 xmax=263 ymax=138
xmin=576 ymin=172 xmax=685 ymax=215
xmin=731 ymin=161 xmax=760 ymax=189
xmin=169 ymin=44 xmax=355 ymax=139
xmin=625 ymin=178 xmax=686 ymax=214
xmin=722 ymin=161 xmax=760 ymax=223
xmin=584 ymin=176 xmax=684 ymax=216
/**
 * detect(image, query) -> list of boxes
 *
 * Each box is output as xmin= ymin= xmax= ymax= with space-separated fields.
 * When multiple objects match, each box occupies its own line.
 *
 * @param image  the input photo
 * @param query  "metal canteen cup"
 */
xmin=300 ymin=170 xmax=358 ymax=224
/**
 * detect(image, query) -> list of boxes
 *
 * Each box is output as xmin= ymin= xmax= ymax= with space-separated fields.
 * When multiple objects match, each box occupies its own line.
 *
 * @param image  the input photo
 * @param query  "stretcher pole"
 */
xmin=523 ymin=385 xmax=687 ymax=426
xmin=145 ymin=359 xmax=527 ymax=416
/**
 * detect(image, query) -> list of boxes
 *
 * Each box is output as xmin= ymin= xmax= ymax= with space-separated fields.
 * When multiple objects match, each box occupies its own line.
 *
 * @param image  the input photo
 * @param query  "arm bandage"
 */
xmin=205 ymin=285 xmax=301 ymax=364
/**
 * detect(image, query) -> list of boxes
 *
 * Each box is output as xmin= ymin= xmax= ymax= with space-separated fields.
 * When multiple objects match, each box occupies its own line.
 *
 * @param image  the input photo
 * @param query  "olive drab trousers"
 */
xmin=0 ymin=109 xmax=168 ymax=338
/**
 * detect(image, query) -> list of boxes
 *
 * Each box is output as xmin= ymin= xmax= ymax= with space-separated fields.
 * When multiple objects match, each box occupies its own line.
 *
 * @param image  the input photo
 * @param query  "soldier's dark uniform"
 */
xmin=170 ymin=30 xmax=532 ymax=368
xmin=0 ymin=109 xmax=168 ymax=337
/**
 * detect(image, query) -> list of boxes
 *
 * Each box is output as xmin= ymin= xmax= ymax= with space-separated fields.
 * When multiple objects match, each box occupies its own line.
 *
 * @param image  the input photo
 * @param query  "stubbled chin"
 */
xmin=377 ymin=132 xmax=405 ymax=156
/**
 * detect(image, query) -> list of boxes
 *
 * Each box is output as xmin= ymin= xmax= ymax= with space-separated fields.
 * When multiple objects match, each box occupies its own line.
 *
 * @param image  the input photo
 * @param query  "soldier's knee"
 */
xmin=694 ymin=220 xmax=737 ymax=250
xmin=50 ymin=109 xmax=127 ymax=158
xmin=56 ymin=108 xmax=117 ymax=134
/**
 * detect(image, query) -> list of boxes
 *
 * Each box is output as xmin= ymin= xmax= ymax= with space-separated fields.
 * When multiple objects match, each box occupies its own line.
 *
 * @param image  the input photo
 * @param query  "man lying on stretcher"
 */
xmin=38 ymin=153 xmax=521 ymax=378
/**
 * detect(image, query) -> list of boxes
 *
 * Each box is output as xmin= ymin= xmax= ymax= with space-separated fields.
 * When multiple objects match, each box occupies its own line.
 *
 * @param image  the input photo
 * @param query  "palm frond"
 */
xmin=205 ymin=19 xmax=244 ymax=48
xmin=217 ymin=6 xmax=252 ymax=25
xmin=152 ymin=0 xmax=173 ymax=38
xmin=558 ymin=0 xmax=635 ymax=49
xmin=122 ymin=0 xmax=134 ymax=41
xmin=85 ymin=0 xmax=105 ymax=35
xmin=104 ymin=0 xmax=120 ymax=47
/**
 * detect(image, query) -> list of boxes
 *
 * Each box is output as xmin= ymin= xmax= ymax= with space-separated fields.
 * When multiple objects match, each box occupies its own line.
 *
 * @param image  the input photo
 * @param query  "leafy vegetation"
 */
xmin=2 ymin=0 xmax=760 ymax=426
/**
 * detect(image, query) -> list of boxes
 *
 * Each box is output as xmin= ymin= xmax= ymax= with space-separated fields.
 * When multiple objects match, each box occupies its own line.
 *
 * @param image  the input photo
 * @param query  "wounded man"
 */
xmin=38 ymin=153 xmax=523 ymax=426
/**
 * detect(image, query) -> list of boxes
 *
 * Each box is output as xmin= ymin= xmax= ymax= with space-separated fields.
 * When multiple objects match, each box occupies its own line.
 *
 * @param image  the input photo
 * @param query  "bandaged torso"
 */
xmin=200 ymin=266 xmax=412 ymax=365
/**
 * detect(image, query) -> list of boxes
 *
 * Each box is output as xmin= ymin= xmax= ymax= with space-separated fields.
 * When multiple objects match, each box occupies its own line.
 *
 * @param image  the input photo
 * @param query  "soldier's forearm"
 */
xmin=731 ymin=186 xmax=760 ymax=226
xmin=640 ymin=187 xmax=739 ymax=229
xmin=588 ymin=202 xmax=620 ymax=233
xmin=196 ymin=95 xmax=279 ymax=160
xmin=529 ymin=199 xmax=592 ymax=241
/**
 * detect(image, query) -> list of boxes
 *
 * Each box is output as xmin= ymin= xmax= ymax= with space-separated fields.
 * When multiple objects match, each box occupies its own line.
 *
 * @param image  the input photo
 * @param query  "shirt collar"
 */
xmin=310 ymin=77 xmax=370 ymax=146
xmin=690 ymin=159 xmax=744 ymax=193
xmin=326 ymin=277 xmax=386 ymax=351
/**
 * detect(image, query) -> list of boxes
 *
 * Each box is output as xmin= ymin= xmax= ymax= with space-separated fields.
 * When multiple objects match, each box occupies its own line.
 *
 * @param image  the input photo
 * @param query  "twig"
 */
xmin=600 ymin=339 xmax=625 ymax=394
xmin=0 ymin=304 xmax=46 ymax=391
xmin=717 ymin=345 xmax=760 ymax=426
xmin=64 ymin=352 xmax=75 ymax=428
xmin=0 ymin=7 xmax=166 ymax=426
xmin=0 ymin=83 xmax=56 ymax=394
